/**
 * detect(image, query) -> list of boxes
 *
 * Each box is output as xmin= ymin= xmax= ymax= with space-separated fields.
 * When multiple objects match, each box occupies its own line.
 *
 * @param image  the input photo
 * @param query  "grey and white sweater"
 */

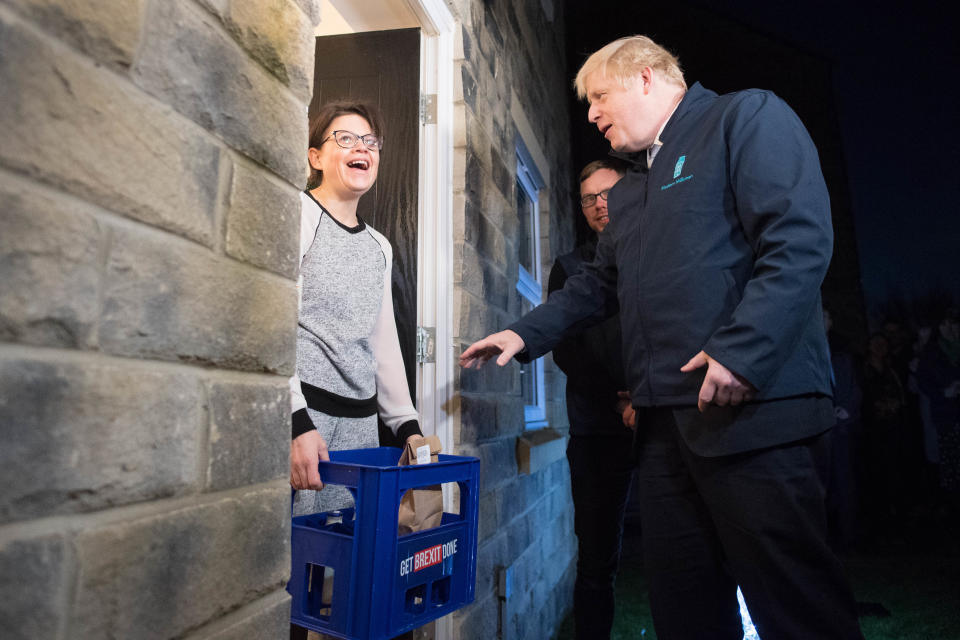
xmin=290 ymin=191 xmax=420 ymax=441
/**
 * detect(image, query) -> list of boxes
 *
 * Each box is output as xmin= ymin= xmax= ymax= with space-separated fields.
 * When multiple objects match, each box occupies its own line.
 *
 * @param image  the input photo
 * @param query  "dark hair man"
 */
xmin=550 ymin=159 xmax=633 ymax=639
xmin=461 ymin=35 xmax=863 ymax=639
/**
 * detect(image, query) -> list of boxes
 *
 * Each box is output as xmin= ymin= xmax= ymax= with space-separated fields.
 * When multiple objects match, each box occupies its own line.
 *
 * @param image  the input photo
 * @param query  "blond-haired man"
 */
xmin=462 ymin=36 xmax=863 ymax=639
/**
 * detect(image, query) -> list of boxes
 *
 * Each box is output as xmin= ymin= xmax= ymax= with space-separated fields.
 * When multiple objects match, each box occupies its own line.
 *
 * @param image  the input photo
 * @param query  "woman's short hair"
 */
xmin=307 ymin=100 xmax=385 ymax=189
xmin=574 ymin=35 xmax=686 ymax=99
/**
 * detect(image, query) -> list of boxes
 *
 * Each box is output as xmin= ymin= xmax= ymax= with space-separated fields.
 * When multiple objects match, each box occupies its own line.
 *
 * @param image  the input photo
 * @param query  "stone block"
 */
xmin=289 ymin=0 xmax=320 ymax=26
xmin=477 ymin=487 xmax=499 ymax=542
xmin=519 ymin=466 xmax=542 ymax=508
xmin=186 ymin=589 xmax=291 ymax=640
xmin=452 ymin=190 xmax=470 ymax=245
xmin=506 ymin=513 xmax=531 ymax=561
xmin=497 ymin=397 xmax=525 ymax=437
xmin=5 ymin=0 xmax=146 ymax=68
xmin=464 ymin=145 xmax=486 ymax=201
xmin=547 ymin=480 xmax=571 ymax=522
xmin=477 ymin=438 xmax=516 ymax=492
xmin=531 ymin=499 xmax=551 ymax=538
xmin=474 ymin=531 xmax=507 ymax=601
xmin=71 ymin=486 xmax=290 ymax=639
xmin=0 ymin=357 xmax=202 ymax=523
xmin=0 ymin=534 xmax=69 ymax=640
xmin=461 ymin=191 xmax=482 ymax=246
xmin=0 ymin=12 xmax=221 ymax=246
xmin=225 ymin=158 xmax=300 ymax=278
xmin=482 ymin=2 xmax=504 ymax=49
xmin=489 ymin=149 xmax=513 ymax=206
xmin=481 ymin=188 xmax=511 ymax=243
xmin=206 ymin=379 xmax=289 ymax=492
xmin=0 ymin=176 xmax=102 ymax=348
xmin=460 ymin=350 xmax=517 ymax=394
xmin=453 ymin=102 xmax=468 ymax=151
xmin=481 ymin=260 xmax=509 ymax=310
xmin=457 ymin=241 xmax=483 ymax=297
xmin=516 ymin=428 xmax=565 ymax=476
xmin=100 ymin=225 xmax=297 ymax=374
xmin=457 ymin=358 xmax=481 ymax=394
xmin=487 ymin=358 xmax=520 ymax=394
xmin=459 ymin=393 xmax=498 ymax=443
xmin=453 ymin=593 xmax=499 ymax=640
xmin=466 ymin=114 xmax=491 ymax=170
xmin=459 ymin=64 xmax=477 ymax=109
xmin=453 ymin=146 xmax=467 ymax=193
xmin=134 ymin=0 xmax=308 ymax=186
xmin=475 ymin=211 xmax=506 ymax=267
xmin=499 ymin=479 xmax=527 ymax=524
xmin=457 ymin=23 xmax=470 ymax=61
xmin=196 ymin=0 xmax=315 ymax=102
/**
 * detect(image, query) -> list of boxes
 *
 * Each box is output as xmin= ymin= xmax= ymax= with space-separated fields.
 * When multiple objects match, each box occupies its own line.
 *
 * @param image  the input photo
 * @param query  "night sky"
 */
xmin=564 ymin=0 xmax=960 ymax=325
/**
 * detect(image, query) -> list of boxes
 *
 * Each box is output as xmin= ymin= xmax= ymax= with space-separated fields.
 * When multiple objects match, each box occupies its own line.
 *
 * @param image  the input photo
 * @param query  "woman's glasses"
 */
xmin=323 ymin=130 xmax=384 ymax=151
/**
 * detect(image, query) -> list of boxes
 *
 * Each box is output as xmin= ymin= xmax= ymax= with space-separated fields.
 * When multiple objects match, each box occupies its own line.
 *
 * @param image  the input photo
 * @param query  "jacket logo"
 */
xmin=673 ymin=155 xmax=686 ymax=179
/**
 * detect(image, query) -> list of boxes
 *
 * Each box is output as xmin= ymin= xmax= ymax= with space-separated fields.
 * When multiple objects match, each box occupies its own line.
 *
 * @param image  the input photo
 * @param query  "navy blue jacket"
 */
xmin=548 ymin=237 xmax=630 ymax=437
xmin=512 ymin=83 xmax=835 ymax=454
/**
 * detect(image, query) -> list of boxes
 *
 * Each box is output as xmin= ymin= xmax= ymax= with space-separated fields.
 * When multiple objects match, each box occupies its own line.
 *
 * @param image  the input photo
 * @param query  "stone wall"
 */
xmin=448 ymin=0 xmax=578 ymax=638
xmin=0 ymin=0 xmax=317 ymax=637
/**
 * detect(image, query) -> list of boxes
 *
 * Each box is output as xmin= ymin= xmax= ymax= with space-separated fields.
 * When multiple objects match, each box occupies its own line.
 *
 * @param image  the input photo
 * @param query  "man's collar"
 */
xmin=647 ymin=88 xmax=686 ymax=168
xmin=608 ymin=83 xmax=714 ymax=170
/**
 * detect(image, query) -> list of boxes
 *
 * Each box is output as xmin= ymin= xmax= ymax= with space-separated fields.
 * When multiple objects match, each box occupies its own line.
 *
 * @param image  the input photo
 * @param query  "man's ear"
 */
xmin=640 ymin=66 xmax=654 ymax=94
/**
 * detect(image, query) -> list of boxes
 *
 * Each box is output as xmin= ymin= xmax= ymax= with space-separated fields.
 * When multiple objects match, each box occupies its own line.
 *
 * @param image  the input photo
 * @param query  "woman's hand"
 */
xmin=290 ymin=430 xmax=330 ymax=490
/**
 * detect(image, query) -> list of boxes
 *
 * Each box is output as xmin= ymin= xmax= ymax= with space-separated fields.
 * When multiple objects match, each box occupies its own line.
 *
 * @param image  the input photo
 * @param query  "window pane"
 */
xmin=516 ymin=180 xmax=534 ymax=274
xmin=521 ymin=360 xmax=536 ymax=407
xmin=520 ymin=297 xmax=537 ymax=407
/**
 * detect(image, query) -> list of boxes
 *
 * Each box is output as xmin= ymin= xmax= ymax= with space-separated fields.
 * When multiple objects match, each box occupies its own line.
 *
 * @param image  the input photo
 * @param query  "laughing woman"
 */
xmin=289 ymin=100 xmax=422 ymax=515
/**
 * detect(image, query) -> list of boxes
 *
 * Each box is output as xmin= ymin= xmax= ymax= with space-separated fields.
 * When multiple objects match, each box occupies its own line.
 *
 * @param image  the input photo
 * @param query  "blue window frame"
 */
xmin=515 ymin=139 xmax=547 ymax=429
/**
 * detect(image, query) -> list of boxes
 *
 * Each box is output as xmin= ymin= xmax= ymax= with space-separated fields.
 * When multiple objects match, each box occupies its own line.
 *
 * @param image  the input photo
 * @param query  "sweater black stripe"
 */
xmin=301 ymin=380 xmax=378 ymax=418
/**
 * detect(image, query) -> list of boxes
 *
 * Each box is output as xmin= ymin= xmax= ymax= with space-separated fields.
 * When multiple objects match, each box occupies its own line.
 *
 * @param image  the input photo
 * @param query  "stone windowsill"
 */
xmin=516 ymin=428 xmax=566 ymax=475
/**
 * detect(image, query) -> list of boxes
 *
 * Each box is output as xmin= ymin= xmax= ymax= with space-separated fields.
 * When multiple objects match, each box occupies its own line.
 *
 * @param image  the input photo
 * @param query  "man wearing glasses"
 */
xmin=461 ymin=36 xmax=863 ymax=639
xmin=548 ymin=159 xmax=633 ymax=640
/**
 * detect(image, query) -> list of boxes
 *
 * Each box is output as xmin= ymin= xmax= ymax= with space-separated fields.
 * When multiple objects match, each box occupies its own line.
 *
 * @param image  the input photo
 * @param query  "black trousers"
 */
xmin=634 ymin=407 xmax=864 ymax=640
xmin=567 ymin=432 xmax=636 ymax=640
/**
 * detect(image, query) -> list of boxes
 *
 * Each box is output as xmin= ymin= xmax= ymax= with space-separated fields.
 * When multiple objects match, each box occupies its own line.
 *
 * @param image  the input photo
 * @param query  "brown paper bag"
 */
xmin=397 ymin=435 xmax=444 ymax=535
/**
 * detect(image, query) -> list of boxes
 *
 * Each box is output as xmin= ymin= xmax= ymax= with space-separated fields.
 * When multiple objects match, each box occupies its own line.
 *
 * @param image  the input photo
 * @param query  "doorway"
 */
xmin=312 ymin=0 xmax=455 ymax=453
xmin=311 ymin=28 xmax=421 ymax=446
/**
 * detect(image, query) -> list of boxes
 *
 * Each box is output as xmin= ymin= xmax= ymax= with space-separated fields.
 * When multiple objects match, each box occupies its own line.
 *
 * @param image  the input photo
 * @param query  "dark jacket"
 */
xmin=548 ymin=237 xmax=630 ymax=437
xmin=511 ymin=83 xmax=835 ymax=455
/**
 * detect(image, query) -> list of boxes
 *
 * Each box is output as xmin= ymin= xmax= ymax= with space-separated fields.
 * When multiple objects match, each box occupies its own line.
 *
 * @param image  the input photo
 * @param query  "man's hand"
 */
xmin=459 ymin=330 xmax=526 ymax=368
xmin=617 ymin=390 xmax=637 ymax=430
xmin=680 ymin=351 xmax=756 ymax=412
xmin=290 ymin=430 xmax=330 ymax=490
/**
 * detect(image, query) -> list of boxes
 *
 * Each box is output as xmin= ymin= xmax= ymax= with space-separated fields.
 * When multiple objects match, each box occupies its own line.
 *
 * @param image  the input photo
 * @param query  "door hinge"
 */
xmin=416 ymin=326 xmax=436 ymax=364
xmin=420 ymin=93 xmax=437 ymax=125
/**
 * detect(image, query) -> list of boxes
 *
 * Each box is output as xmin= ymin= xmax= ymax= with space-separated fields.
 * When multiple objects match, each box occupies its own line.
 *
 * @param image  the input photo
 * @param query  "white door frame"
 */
xmin=315 ymin=2 xmax=457 ymax=636
xmin=408 ymin=0 xmax=455 ymax=451
xmin=317 ymin=0 xmax=455 ymax=453
xmin=409 ymin=4 xmax=457 ymax=639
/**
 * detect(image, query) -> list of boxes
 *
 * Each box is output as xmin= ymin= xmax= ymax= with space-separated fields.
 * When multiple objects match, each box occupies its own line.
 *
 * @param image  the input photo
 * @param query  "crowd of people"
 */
xmin=825 ymin=306 xmax=960 ymax=550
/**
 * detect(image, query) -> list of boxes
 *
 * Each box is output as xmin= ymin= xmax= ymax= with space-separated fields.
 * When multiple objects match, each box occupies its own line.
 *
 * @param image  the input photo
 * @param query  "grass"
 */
xmin=554 ymin=512 xmax=960 ymax=640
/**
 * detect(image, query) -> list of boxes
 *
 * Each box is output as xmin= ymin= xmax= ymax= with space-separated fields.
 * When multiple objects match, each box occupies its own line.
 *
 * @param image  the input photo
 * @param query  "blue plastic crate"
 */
xmin=288 ymin=447 xmax=480 ymax=640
